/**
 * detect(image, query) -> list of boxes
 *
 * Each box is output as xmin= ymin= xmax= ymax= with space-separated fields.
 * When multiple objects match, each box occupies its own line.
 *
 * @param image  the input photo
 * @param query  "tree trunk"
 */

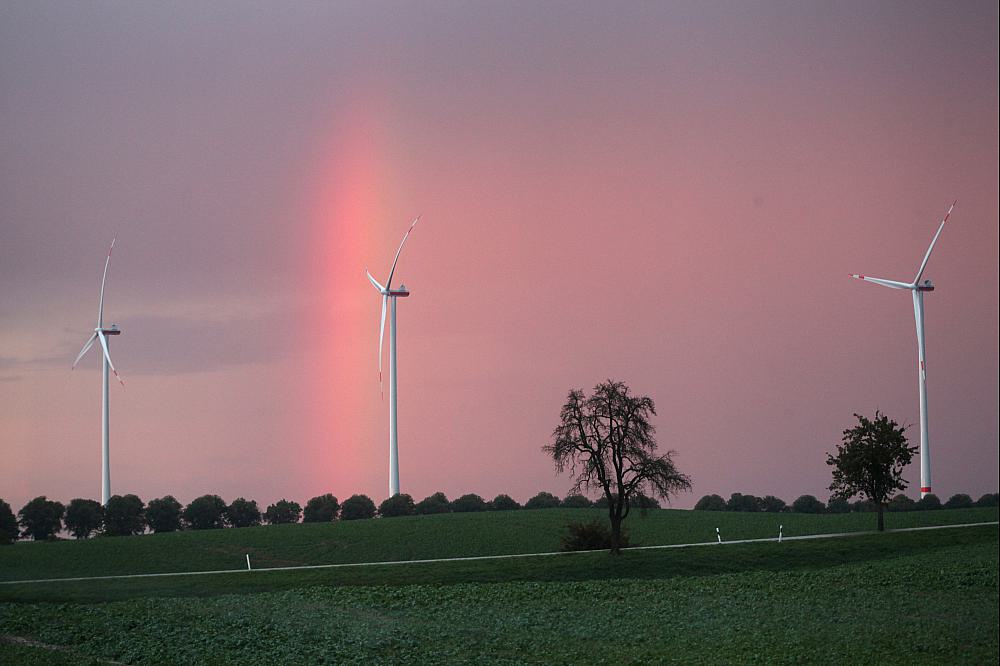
xmin=877 ymin=504 xmax=885 ymax=532
xmin=610 ymin=514 xmax=622 ymax=555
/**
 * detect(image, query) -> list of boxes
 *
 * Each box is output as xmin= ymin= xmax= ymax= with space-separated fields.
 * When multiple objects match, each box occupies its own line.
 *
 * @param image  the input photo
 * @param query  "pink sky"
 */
xmin=1 ymin=2 xmax=997 ymax=512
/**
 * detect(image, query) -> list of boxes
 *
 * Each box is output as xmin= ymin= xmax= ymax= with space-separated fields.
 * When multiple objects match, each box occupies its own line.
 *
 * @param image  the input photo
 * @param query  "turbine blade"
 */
xmin=378 ymin=294 xmax=387 ymax=398
xmin=98 ymin=236 xmax=116 ymax=327
xmin=385 ymin=215 xmax=420 ymax=289
xmin=913 ymin=201 xmax=955 ymax=284
xmin=366 ymin=269 xmax=386 ymax=293
xmin=96 ymin=331 xmax=125 ymax=386
xmin=72 ymin=332 xmax=99 ymax=369
xmin=849 ymin=274 xmax=911 ymax=290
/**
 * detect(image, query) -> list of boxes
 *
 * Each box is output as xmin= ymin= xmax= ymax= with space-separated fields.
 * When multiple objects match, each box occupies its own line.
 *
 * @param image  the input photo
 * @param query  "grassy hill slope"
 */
xmin=1 ymin=526 xmax=997 ymax=664
xmin=1 ymin=507 xmax=995 ymax=584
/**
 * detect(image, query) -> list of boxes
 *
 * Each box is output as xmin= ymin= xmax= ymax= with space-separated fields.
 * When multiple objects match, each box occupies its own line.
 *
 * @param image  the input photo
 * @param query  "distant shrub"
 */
xmin=183 ymin=495 xmax=228 ymax=530
xmin=18 ymin=496 xmax=65 ymax=541
xmin=629 ymin=492 xmax=660 ymax=509
xmin=886 ymin=494 xmax=916 ymax=512
xmin=65 ymin=498 xmax=104 ymax=538
xmin=560 ymin=494 xmax=593 ymax=509
xmin=226 ymin=497 xmax=262 ymax=528
xmin=264 ymin=499 xmax=301 ymax=524
xmin=944 ymin=493 xmax=974 ymax=510
xmin=303 ymin=494 xmax=340 ymax=523
xmin=103 ymin=494 xmax=146 ymax=536
xmin=146 ymin=496 xmax=183 ymax=533
xmin=378 ymin=494 xmax=415 ymax=518
xmin=415 ymin=492 xmax=451 ymax=515
xmin=694 ymin=494 xmax=727 ymax=511
xmin=341 ymin=494 xmax=376 ymax=520
xmin=726 ymin=493 xmax=763 ymax=512
xmin=975 ymin=493 xmax=999 ymax=508
xmin=851 ymin=499 xmax=877 ymax=513
xmin=451 ymin=493 xmax=488 ymax=513
xmin=791 ymin=495 xmax=825 ymax=514
xmin=826 ymin=497 xmax=851 ymax=514
xmin=560 ymin=521 xmax=629 ymax=551
xmin=916 ymin=493 xmax=941 ymax=511
xmin=761 ymin=496 xmax=787 ymax=513
xmin=489 ymin=494 xmax=521 ymax=511
xmin=525 ymin=492 xmax=561 ymax=510
xmin=0 ymin=499 xmax=18 ymax=544
xmin=593 ymin=495 xmax=610 ymax=509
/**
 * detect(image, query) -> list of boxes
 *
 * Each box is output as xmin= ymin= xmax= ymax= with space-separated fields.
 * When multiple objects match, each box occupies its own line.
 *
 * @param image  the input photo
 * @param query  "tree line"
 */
xmin=0 ymin=490 xmax=637 ymax=543
xmin=694 ymin=491 xmax=998 ymax=514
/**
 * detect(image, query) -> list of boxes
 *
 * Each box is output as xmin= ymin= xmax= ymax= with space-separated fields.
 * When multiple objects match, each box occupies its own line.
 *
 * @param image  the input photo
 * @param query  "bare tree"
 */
xmin=544 ymin=380 xmax=691 ymax=553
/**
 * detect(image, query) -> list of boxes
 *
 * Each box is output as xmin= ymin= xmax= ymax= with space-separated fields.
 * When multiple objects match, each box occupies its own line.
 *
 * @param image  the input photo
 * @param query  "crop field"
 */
xmin=1 ymin=509 xmax=997 ymax=664
xmin=1 ymin=506 xmax=995 ymax=584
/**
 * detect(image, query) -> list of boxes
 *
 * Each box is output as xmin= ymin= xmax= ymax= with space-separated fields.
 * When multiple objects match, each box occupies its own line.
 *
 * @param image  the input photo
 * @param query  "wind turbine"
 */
xmin=72 ymin=237 xmax=125 ymax=506
xmin=850 ymin=201 xmax=955 ymax=498
xmin=366 ymin=216 xmax=419 ymax=497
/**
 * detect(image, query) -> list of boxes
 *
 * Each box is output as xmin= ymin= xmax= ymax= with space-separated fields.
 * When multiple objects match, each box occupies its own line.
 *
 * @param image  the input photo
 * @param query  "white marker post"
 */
xmin=246 ymin=554 xmax=251 ymax=571
xmin=779 ymin=525 xmax=783 ymax=543
xmin=716 ymin=527 xmax=722 ymax=544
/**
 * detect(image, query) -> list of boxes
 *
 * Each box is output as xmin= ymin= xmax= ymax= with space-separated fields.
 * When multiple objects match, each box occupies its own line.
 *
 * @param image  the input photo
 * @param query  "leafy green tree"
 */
xmin=826 ymin=497 xmax=851 ymax=513
xmin=103 ymin=494 xmax=146 ymax=536
xmin=827 ymin=411 xmax=916 ymax=531
xmin=226 ymin=497 xmax=262 ymax=528
xmin=378 ymin=493 xmax=415 ymax=518
xmin=560 ymin=494 xmax=593 ymax=508
xmin=525 ymin=491 xmax=561 ymax=510
xmin=886 ymin=494 xmax=916 ymax=512
xmin=791 ymin=495 xmax=826 ymax=514
xmin=264 ymin=499 xmax=302 ymax=524
xmin=145 ymin=496 xmax=183 ymax=533
xmin=545 ymin=380 xmax=692 ymax=553
xmin=303 ymin=494 xmax=340 ymax=522
xmin=451 ymin=493 xmax=488 ymax=512
xmin=340 ymin=494 xmax=376 ymax=520
xmin=944 ymin=493 xmax=973 ymax=509
xmin=761 ymin=496 xmax=787 ymax=513
xmin=415 ymin=492 xmax=451 ymax=515
xmin=18 ymin=496 xmax=65 ymax=541
xmin=183 ymin=494 xmax=228 ymax=530
xmin=975 ymin=493 xmax=999 ymax=508
xmin=65 ymin=498 xmax=104 ymax=538
xmin=488 ymin=494 xmax=521 ymax=511
xmin=916 ymin=493 xmax=941 ymax=511
xmin=726 ymin=493 xmax=763 ymax=512
xmin=0 ymin=499 xmax=18 ymax=545
xmin=694 ymin=494 xmax=727 ymax=511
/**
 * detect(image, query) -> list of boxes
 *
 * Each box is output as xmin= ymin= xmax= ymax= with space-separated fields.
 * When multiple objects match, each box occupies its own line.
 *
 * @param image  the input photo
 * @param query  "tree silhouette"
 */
xmin=827 ymin=411 xmax=916 ymax=531
xmin=545 ymin=380 xmax=691 ymax=554
xmin=65 ymin=498 xmax=104 ymax=538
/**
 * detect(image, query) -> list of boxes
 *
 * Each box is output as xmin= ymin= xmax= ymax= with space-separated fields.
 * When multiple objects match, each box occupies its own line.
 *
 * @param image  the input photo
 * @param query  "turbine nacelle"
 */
xmin=849 ymin=202 xmax=955 ymax=295
xmin=366 ymin=217 xmax=420 ymax=391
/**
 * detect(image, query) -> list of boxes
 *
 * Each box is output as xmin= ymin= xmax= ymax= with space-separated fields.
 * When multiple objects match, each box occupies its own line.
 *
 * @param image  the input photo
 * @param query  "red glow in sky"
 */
xmin=1 ymin=3 xmax=997 ymax=511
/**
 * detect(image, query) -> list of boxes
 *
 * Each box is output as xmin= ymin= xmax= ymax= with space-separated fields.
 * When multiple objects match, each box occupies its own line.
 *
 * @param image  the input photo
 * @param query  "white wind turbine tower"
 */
xmin=366 ymin=216 xmax=419 ymax=497
xmin=850 ymin=201 xmax=955 ymax=498
xmin=72 ymin=237 xmax=125 ymax=506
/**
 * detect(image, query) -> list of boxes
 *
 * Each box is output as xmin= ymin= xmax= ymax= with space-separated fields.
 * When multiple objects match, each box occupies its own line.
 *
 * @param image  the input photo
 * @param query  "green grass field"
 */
xmin=1 ymin=508 xmax=997 ymax=664
xmin=1 ymin=506 xmax=995 ymax=583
